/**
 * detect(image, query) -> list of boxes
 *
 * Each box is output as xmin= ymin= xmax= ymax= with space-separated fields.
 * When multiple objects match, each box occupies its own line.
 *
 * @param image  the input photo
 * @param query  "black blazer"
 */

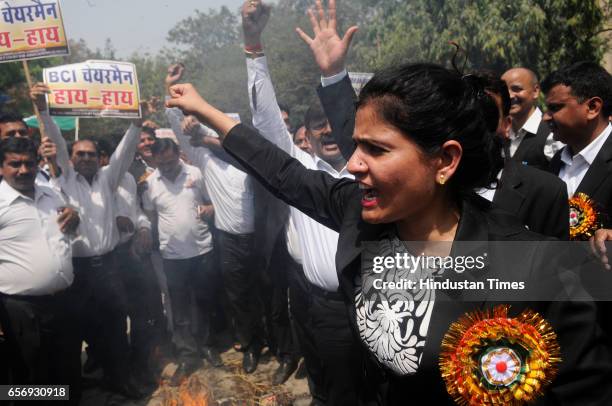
xmin=223 ymin=123 xmax=612 ymax=405
xmin=318 ymin=76 xmax=569 ymax=240
xmin=549 ymin=131 xmax=612 ymax=228
xmin=511 ymin=118 xmax=552 ymax=171
xmin=495 ymin=161 xmax=569 ymax=239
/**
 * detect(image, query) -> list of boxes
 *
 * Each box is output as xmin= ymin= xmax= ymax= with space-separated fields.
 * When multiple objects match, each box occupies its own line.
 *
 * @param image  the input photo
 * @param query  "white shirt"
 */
xmin=142 ymin=162 xmax=213 ymax=260
xmin=166 ymin=108 xmax=255 ymax=235
xmin=559 ymin=123 xmax=612 ymax=197
xmin=42 ymin=111 xmax=140 ymax=257
xmin=508 ymin=108 xmax=564 ymax=160
xmin=0 ymin=181 xmax=73 ymax=295
xmin=475 ymin=169 xmax=504 ymax=202
xmin=115 ymin=172 xmax=151 ymax=244
xmin=249 ymin=56 xmax=353 ymax=291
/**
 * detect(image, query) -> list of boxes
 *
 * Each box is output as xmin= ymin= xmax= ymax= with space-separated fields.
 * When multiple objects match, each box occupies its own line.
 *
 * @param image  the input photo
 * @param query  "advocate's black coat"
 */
xmin=549 ymin=132 xmax=612 ymax=228
xmin=223 ymin=123 xmax=612 ymax=405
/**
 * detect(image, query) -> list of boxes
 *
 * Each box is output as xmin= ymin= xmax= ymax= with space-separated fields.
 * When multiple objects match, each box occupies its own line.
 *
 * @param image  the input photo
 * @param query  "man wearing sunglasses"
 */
xmin=30 ymin=82 xmax=146 ymax=399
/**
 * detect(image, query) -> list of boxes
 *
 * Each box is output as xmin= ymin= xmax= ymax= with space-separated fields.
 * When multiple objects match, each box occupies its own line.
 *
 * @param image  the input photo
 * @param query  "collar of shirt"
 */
xmin=155 ymin=161 xmax=188 ymax=182
xmin=509 ymin=107 xmax=543 ymax=141
xmin=522 ymin=107 xmax=542 ymax=135
xmin=561 ymin=123 xmax=612 ymax=168
xmin=0 ymin=179 xmax=54 ymax=205
xmin=313 ymin=154 xmax=352 ymax=178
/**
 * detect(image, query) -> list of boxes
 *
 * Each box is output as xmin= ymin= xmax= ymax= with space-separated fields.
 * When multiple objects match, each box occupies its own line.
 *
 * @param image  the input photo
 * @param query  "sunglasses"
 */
xmin=5 ymin=128 xmax=29 ymax=137
xmin=74 ymin=151 xmax=98 ymax=158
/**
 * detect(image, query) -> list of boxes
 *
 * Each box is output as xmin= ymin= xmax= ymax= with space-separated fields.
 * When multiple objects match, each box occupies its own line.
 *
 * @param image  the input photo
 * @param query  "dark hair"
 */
xmin=541 ymin=61 xmax=612 ymax=117
xmin=476 ymin=71 xmax=512 ymax=130
xmin=0 ymin=136 xmax=38 ymax=165
xmin=151 ymin=138 xmax=179 ymax=156
xmin=96 ymin=139 xmax=115 ymax=157
xmin=304 ymin=101 xmax=328 ymax=131
xmin=0 ymin=110 xmax=25 ymax=125
xmin=141 ymin=125 xmax=157 ymax=138
xmin=292 ymin=125 xmax=305 ymax=141
xmin=278 ymin=103 xmax=290 ymax=116
xmin=68 ymin=138 xmax=98 ymax=157
xmin=357 ymin=62 xmax=498 ymax=197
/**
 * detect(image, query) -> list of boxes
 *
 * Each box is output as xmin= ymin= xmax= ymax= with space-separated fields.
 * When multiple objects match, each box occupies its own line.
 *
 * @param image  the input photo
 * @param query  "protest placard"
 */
xmin=0 ymin=0 xmax=68 ymax=62
xmin=348 ymin=72 xmax=373 ymax=96
xmin=43 ymin=60 xmax=141 ymax=118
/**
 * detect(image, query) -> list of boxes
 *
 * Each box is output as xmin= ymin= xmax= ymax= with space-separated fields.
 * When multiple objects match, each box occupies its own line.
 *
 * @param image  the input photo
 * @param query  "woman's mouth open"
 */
xmin=359 ymin=184 xmax=379 ymax=208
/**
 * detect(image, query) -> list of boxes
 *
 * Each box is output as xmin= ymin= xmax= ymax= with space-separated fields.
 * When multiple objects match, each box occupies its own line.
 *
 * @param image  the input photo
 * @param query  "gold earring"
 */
xmin=438 ymin=174 xmax=446 ymax=185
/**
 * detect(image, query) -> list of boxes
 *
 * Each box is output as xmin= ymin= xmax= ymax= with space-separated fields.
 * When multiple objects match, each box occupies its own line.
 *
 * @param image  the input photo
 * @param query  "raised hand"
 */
xmin=182 ymin=115 xmax=203 ymax=137
xmin=30 ymin=82 xmax=50 ymax=112
xmin=296 ymin=0 xmax=358 ymax=77
xmin=167 ymin=83 xmax=239 ymax=138
xmin=165 ymin=63 xmax=185 ymax=91
xmin=241 ymin=0 xmax=272 ymax=47
xmin=39 ymin=137 xmax=57 ymax=161
xmin=166 ymin=84 xmax=209 ymax=117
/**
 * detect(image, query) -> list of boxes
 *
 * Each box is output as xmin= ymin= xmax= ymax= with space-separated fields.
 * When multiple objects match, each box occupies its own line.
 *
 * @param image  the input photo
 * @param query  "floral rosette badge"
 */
xmin=568 ymin=193 xmax=601 ymax=241
xmin=439 ymin=306 xmax=561 ymax=405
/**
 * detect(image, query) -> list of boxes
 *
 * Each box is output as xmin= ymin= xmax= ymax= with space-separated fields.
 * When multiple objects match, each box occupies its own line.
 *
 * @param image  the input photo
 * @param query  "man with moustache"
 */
xmin=543 ymin=62 xmax=612 ymax=226
xmin=501 ymin=68 xmax=564 ymax=169
xmin=0 ymin=136 xmax=81 ymax=403
xmin=0 ymin=111 xmax=60 ymax=185
xmin=31 ymin=83 xmax=145 ymax=399
xmin=543 ymin=61 xmax=612 ymax=340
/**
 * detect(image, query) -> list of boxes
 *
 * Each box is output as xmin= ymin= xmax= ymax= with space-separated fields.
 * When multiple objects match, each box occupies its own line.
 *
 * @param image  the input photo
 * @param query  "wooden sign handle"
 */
xmin=22 ymin=60 xmax=57 ymax=178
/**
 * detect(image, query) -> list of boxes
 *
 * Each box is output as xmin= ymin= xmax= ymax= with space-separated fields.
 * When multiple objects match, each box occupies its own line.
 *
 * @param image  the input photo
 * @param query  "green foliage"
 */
xmin=0 ymin=0 xmax=609 ymax=138
xmin=355 ymin=0 xmax=610 ymax=78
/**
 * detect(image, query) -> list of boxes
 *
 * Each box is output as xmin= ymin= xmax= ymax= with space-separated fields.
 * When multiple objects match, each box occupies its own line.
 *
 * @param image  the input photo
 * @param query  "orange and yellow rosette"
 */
xmin=569 ymin=193 xmax=600 ymax=240
xmin=439 ymin=306 xmax=561 ymax=405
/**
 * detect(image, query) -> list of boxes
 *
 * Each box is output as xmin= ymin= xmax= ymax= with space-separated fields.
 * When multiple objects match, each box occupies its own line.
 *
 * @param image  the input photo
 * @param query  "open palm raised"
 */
xmin=296 ymin=0 xmax=358 ymax=77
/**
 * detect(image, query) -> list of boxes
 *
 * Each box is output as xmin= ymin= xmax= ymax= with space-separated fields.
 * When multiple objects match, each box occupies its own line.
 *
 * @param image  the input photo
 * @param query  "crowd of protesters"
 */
xmin=1 ymin=0 xmax=612 ymax=405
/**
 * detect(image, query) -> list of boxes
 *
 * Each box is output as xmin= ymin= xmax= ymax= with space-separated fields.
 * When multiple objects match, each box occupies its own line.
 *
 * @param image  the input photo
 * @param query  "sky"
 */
xmin=62 ymin=0 xmax=247 ymax=57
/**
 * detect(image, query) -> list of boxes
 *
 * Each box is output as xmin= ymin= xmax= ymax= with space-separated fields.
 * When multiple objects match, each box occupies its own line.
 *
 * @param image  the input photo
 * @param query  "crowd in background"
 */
xmin=1 ymin=1 xmax=612 ymax=405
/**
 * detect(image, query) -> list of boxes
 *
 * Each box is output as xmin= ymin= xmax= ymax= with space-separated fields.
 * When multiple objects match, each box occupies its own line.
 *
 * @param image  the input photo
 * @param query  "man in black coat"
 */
xmin=501 ymin=68 xmax=562 ymax=170
xmin=543 ymin=62 xmax=612 ymax=229
xmin=542 ymin=61 xmax=612 ymax=340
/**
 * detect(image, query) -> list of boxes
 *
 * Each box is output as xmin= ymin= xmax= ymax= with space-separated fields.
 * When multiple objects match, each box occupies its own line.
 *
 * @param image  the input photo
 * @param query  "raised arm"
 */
xmin=181 ymin=114 xmax=245 ymax=169
xmin=164 ymin=63 xmax=213 ymax=169
xmin=166 ymin=83 xmax=355 ymax=231
xmin=297 ymin=0 xmax=359 ymax=160
xmin=105 ymin=122 xmax=141 ymax=192
xmin=31 ymin=83 xmax=72 ymax=175
xmin=242 ymin=1 xmax=302 ymax=158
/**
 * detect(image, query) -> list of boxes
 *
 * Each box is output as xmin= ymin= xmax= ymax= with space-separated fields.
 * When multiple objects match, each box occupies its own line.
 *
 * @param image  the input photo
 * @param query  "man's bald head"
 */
xmin=501 ymin=68 xmax=540 ymax=123
xmin=503 ymin=68 xmax=538 ymax=87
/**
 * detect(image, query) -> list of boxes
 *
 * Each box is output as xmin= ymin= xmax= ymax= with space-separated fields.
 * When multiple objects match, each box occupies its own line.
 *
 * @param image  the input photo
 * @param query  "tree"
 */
xmin=355 ymin=0 xmax=610 ymax=78
xmin=167 ymin=6 xmax=240 ymax=61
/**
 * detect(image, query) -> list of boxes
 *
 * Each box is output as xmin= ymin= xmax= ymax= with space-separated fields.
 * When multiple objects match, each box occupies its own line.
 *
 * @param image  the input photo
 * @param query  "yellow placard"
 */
xmin=0 ymin=0 xmax=69 ymax=62
xmin=43 ymin=60 xmax=141 ymax=119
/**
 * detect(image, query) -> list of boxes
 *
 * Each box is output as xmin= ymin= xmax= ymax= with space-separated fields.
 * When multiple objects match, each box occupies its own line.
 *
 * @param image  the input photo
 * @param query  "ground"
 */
xmin=80 ymin=347 xmax=312 ymax=406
